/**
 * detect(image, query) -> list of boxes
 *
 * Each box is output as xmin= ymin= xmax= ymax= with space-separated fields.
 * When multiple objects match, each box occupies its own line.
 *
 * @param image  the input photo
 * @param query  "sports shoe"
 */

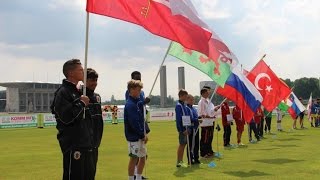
xmin=176 ymin=161 xmax=187 ymax=167
xmin=250 ymin=139 xmax=257 ymax=143
xmin=134 ymin=175 xmax=148 ymax=180
xmin=194 ymin=159 xmax=201 ymax=164
xmin=203 ymin=153 xmax=213 ymax=158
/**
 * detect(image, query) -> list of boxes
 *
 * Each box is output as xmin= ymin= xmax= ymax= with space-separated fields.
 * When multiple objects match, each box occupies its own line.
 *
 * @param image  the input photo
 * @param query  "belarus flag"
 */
xmin=217 ymin=68 xmax=263 ymax=122
xmin=86 ymin=0 xmax=212 ymax=56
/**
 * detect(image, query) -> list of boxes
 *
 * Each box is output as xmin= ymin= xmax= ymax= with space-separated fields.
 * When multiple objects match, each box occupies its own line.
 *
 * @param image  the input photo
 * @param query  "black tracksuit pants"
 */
xmin=223 ymin=125 xmax=231 ymax=146
xmin=200 ymin=126 xmax=214 ymax=157
xmin=187 ymin=128 xmax=200 ymax=163
xmin=265 ymin=117 xmax=272 ymax=132
xmin=63 ymin=149 xmax=95 ymax=180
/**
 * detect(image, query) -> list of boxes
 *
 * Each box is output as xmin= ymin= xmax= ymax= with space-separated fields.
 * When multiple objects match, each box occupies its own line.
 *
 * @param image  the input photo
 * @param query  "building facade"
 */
xmin=0 ymin=82 xmax=61 ymax=113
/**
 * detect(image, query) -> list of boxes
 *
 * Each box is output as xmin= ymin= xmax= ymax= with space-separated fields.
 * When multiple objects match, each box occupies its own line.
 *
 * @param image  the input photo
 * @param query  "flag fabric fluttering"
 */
xmin=216 ymin=68 xmax=263 ymax=122
xmin=307 ymin=93 xmax=313 ymax=122
xmin=246 ymin=60 xmax=291 ymax=112
xmin=86 ymin=0 xmax=212 ymax=56
xmin=168 ymin=37 xmax=238 ymax=87
xmin=278 ymin=100 xmax=289 ymax=112
xmin=286 ymin=93 xmax=306 ymax=119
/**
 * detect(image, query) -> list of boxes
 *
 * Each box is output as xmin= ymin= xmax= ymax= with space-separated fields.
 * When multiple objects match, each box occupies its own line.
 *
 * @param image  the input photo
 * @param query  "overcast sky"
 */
xmin=0 ymin=0 xmax=319 ymax=101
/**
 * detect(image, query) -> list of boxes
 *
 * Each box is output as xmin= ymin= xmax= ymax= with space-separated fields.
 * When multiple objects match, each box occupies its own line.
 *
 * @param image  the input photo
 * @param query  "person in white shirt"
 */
xmin=276 ymin=107 xmax=283 ymax=131
xmin=198 ymin=87 xmax=218 ymax=158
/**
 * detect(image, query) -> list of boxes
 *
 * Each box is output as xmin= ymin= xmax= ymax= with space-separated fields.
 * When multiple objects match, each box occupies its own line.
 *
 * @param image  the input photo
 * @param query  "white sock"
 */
xmin=136 ymin=174 xmax=142 ymax=180
xmin=277 ymin=123 xmax=281 ymax=130
xmin=128 ymin=176 xmax=135 ymax=180
xmin=134 ymin=166 xmax=138 ymax=175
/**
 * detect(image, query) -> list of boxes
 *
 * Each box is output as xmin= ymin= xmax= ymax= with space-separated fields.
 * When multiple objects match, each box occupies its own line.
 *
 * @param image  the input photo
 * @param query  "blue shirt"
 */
xmin=186 ymin=104 xmax=199 ymax=129
xmin=316 ymin=103 xmax=320 ymax=114
xmin=124 ymin=96 xmax=145 ymax=142
xmin=125 ymin=90 xmax=150 ymax=134
xmin=311 ymin=103 xmax=318 ymax=114
xmin=125 ymin=90 xmax=145 ymax=102
xmin=175 ymin=100 xmax=190 ymax=133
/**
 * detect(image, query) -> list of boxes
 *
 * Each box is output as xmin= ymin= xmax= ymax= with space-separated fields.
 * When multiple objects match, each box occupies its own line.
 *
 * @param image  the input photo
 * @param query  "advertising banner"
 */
xmin=0 ymin=115 xmax=37 ymax=128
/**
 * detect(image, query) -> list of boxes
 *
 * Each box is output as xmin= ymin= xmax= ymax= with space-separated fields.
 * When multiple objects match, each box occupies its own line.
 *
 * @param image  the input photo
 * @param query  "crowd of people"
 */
xmin=174 ymin=87 xmax=320 ymax=167
xmin=50 ymin=59 xmax=320 ymax=180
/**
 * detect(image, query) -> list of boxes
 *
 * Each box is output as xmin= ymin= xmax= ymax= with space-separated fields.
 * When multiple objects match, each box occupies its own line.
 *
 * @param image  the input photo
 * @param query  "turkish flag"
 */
xmin=86 ymin=0 xmax=212 ymax=56
xmin=247 ymin=60 xmax=291 ymax=112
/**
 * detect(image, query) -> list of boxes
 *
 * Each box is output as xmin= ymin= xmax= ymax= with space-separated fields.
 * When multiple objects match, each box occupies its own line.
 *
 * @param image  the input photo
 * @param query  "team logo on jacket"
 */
xmin=96 ymin=96 xmax=101 ymax=103
xmin=74 ymin=151 xmax=81 ymax=160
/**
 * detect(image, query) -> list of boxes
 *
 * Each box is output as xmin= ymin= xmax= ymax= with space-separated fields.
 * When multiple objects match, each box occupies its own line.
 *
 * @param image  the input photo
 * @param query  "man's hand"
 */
xmin=183 ymin=130 xmax=189 ymax=136
xmin=144 ymin=97 xmax=151 ymax=104
xmin=80 ymin=95 xmax=89 ymax=106
xmin=142 ymin=135 xmax=148 ymax=144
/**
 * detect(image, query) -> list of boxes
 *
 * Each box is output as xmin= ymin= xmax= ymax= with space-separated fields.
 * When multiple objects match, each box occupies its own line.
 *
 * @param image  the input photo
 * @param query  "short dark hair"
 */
xmin=131 ymin=71 xmax=141 ymax=80
xmin=178 ymin=89 xmax=188 ymax=97
xmin=63 ymin=59 xmax=81 ymax=78
xmin=200 ymin=88 xmax=208 ymax=95
xmin=203 ymin=86 xmax=211 ymax=90
xmin=87 ymin=68 xmax=98 ymax=79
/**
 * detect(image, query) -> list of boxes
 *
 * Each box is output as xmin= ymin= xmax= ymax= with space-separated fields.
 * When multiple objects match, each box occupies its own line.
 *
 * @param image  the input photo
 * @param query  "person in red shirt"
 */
xmin=232 ymin=105 xmax=245 ymax=145
xmin=221 ymin=101 xmax=232 ymax=147
xmin=248 ymin=106 xmax=262 ymax=143
xmin=255 ymin=106 xmax=264 ymax=138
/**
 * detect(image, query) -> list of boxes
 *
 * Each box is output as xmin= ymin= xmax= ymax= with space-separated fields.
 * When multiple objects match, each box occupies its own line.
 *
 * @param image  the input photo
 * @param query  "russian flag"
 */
xmin=217 ymin=68 xmax=263 ymax=122
xmin=287 ymin=92 xmax=306 ymax=119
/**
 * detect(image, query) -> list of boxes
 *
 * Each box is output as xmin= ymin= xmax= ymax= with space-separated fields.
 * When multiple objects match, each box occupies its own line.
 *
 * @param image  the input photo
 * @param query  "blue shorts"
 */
xmin=178 ymin=132 xmax=187 ymax=145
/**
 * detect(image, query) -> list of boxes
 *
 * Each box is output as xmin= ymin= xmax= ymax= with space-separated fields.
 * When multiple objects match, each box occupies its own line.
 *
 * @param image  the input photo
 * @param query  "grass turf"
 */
xmin=0 ymin=117 xmax=320 ymax=180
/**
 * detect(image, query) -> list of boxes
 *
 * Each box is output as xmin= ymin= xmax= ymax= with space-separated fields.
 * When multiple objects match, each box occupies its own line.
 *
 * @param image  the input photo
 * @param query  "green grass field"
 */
xmin=1 ymin=117 xmax=320 ymax=180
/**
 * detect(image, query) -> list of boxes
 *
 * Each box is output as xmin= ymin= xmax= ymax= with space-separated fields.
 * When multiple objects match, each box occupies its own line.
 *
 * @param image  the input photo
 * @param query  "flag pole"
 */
xmin=144 ymin=41 xmax=172 ymax=177
xmin=83 ymin=12 xmax=90 ymax=97
xmin=148 ymin=41 xmax=173 ymax=97
xmin=82 ymin=12 xmax=90 ymax=118
xmin=209 ymin=85 xmax=218 ymax=102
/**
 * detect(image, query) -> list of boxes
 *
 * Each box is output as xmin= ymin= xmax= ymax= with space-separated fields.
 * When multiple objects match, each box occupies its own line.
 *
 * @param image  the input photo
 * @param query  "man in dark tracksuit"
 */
xmin=51 ymin=59 xmax=95 ymax=180
xmin=86 ymin=68 xmax=104 ymax=176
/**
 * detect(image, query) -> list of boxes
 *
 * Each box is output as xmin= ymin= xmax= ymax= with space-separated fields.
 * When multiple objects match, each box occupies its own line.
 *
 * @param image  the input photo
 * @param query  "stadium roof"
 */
xmin=0 ymin=82 xmax=61 ymax=88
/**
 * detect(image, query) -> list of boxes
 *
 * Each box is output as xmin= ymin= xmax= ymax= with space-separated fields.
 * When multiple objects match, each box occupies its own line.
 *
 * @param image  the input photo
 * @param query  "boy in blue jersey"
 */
xmin=125 ymin=71 xmax=150 ymax=180
xmin=175 ymin=89 xmax=190 ymax=167
xmin=186 ymin=94 xmax=200 ymax=164
xmin=124 ymin=80 xmax=147 ymax=180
